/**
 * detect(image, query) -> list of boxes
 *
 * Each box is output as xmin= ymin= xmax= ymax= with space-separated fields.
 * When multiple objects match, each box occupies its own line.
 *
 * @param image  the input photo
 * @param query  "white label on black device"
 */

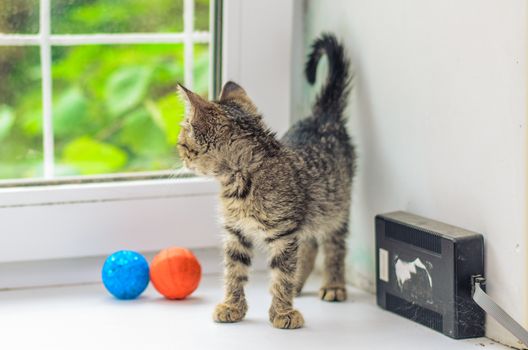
xmin=379 ymin=248 xmax=389 ymax=282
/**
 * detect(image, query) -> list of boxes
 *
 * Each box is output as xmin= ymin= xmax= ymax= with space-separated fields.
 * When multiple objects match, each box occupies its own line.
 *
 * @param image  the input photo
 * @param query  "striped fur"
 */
xmin=177 ymin=33 xmax=355 ymax=329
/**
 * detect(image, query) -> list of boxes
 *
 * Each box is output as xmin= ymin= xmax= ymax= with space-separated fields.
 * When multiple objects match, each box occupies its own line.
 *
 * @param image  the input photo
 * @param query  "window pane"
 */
xmin=0 ymin=0 xmax=39 ymax=34
xmin=52 ymin=44 xmax=187 ymax=176
xmin=0 ymin=47 xmax=43 ymax=180
xmin=194 ymin=44 xmax=210 ymax=98
xmin=195 ymin=0 xmax=210 ymax=31
xmin=51 ymin=0 xmax=184 ymax=34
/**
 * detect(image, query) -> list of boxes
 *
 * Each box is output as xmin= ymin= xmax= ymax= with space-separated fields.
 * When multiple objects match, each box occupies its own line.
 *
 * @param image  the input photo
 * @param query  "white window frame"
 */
xmin=0 ymin=0 xmax=298 ymax=266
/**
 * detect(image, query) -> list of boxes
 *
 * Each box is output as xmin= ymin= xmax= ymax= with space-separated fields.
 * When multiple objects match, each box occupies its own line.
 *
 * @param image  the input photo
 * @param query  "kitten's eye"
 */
xmin=179 ymin=142 xmax=199 ymax=158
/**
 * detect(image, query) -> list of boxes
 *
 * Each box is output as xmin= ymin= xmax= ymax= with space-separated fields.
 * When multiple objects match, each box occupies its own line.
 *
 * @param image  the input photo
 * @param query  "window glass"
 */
xmin=194 ymin=43 xmax=210 ymax=98
xmin=51 ymin=0 xmax=184 ymax=34
xmin=195 ymin=0 xmax=210 ymax=31
xmin=0 ymin=47 xmax=43 ymax=179
xmin=0 ymin=0 xmax=212 ymax=180
xmin=0 ymin=0 xmax=39 ymax=34
xmin=52 ymin=44 xmax=187 ymax=176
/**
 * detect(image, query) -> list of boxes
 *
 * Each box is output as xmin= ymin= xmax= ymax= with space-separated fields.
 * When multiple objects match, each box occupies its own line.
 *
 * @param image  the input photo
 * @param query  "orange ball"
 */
xmin=150 ymin=247 xmax=202 ymax=299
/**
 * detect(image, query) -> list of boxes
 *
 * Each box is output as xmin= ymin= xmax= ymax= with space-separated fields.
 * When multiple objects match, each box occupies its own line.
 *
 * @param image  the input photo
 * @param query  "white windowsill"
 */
xmin=0 ymin=271 xmax=509 ymax=350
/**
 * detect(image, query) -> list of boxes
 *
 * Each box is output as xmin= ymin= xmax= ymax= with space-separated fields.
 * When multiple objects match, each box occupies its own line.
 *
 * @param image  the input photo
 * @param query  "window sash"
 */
xmin=0 ymin=177 xmax=220 ymax=263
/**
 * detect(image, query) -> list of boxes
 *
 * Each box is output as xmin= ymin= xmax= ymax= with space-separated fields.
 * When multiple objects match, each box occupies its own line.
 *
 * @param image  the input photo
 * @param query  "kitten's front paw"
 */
xmin=213 ymin=302 xmax=247 ymax=323
xmin=319 ymin=286 xmax=347 ymax=302
xmin=270 ymin=309 xmax=304 ymax=329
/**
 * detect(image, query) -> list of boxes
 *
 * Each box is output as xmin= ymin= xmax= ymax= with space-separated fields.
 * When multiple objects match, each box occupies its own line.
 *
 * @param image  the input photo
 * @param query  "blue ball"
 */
xmin=102 ymin=250 xmax=150 ymax=300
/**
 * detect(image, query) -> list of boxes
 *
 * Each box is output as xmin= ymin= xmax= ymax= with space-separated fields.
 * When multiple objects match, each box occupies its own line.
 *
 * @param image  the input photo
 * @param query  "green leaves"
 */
xmin=53 ymin=87 xmax=88 ymax=136
xmin=117 ymin=108 xmax=167 ymax=156
xmin=50 ymin=0 xmax=187 ymax=34
xmin=153 ymin=94 xmax=185 ymax=145
xmin=0 ymin=105 xmax=15 ymax=142
xmin=193 ymin=44 xmax=210 ymax=96
xmin=105 ymin=66 xmax=152 ymax=117
xmin=62 ymin=137 xmax=128 ymax=175
xmin=1 ymin=1 xmax=212 ymax=180
xmin=52 ymin=45 xmax=191 ymax=176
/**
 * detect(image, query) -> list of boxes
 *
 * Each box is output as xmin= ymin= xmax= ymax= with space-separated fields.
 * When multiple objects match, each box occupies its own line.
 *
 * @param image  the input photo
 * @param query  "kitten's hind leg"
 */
xmin=266 ymin=233 xmax=305 ymax=329
xmin=295 ymin=237 xmax=318 ymax=296
xmin=213 ymin=226 xmax=253 ymax=323
xmin=320 ymin=222 xmax=348 ymax=302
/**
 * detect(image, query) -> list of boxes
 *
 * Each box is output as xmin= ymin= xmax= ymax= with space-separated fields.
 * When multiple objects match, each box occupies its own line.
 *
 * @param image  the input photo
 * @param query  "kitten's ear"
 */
xmin=219 ymin=81 xmax=246 ymax=101
xmin=219 ymin=81 xmax=257 ymax=113
xmin=177 ymin=83 xmax=210 ymax=117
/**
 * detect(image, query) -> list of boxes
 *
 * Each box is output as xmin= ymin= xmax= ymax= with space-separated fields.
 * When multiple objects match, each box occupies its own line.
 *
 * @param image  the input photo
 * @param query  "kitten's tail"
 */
xmin=305 ymin=33 xmax=352 ymax=122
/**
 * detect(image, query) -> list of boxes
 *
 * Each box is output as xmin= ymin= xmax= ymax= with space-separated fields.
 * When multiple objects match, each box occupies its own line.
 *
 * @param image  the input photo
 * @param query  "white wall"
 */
xmin=223 ymin=0 xmax=295 ymax=136
xmin=303 ymin=0 xmax=527 ymax=347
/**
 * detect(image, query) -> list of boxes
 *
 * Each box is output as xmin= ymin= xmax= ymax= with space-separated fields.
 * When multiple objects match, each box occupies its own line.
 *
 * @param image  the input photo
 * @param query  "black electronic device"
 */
xmin=375 ymin=211 xmax=485 ymax=339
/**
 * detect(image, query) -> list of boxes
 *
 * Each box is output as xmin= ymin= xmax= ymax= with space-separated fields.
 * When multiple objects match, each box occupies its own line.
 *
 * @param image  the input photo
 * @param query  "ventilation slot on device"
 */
xmin=385 ymin=293 xmax=443 ymax=332
xmin=385 ymin=221 xmax=442 ymax=254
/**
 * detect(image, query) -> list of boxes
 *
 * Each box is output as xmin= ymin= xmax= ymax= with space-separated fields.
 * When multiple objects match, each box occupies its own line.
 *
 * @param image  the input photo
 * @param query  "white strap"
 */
xmin=472 ymin=277 xmax=528 ymax=347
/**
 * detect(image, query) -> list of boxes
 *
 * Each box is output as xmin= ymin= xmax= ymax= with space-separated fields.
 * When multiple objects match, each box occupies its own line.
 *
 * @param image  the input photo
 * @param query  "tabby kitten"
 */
xmin=177 ymin=33 xmax=355 ymax=329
